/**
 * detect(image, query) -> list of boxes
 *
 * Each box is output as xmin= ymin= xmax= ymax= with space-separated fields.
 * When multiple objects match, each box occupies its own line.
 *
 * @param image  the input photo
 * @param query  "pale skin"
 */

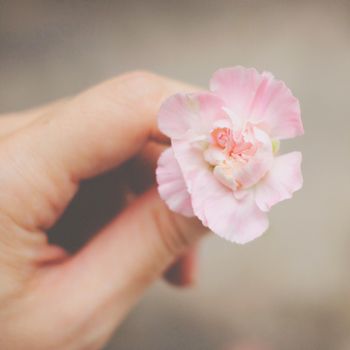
xmin=0 ymin=71 xmax=206 ymax=350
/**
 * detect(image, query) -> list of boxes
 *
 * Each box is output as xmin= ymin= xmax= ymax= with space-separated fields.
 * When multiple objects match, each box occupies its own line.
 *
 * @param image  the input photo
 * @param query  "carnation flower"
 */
xmin=156 ymin=67 xmax=303 ymax=244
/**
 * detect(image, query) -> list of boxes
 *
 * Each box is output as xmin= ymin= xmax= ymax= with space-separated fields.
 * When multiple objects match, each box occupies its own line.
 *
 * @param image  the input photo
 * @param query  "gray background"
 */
xmin=1 ymin=1 xmax=350 ymax=349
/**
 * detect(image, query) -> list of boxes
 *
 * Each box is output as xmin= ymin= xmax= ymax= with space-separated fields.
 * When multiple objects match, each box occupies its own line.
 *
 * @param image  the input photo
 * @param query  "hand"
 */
xmin=0 ymin=71 xmax=206 ymax=350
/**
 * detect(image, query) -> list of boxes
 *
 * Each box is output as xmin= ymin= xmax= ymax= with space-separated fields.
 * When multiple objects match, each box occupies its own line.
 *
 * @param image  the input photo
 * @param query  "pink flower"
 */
xmin=156 ymin=67 xmax=304 ymax=244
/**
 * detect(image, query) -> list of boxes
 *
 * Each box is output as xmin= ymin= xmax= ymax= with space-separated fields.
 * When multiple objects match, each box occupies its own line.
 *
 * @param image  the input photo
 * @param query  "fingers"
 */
xmin=124 ymin=142 xmax=201 ymax=288
xmin=123 ymin=142 xmax=201 ymax=289
xmin=0 ymin=71 xmax=197 ymax=231
xmin=0 ymin=99 xmax=65 ymax=138
xmin=57 ymin=188 xmax=206 ymax=322
xmin=163 ymin=246 xmax=199 ymax=286
xmin=10 ymin=71 xmax=197 ymax=183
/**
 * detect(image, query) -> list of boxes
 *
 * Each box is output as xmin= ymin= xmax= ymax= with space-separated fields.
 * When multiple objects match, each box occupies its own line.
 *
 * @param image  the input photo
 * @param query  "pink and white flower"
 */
xmin=156 ymin=67 xmax=304 ymax=244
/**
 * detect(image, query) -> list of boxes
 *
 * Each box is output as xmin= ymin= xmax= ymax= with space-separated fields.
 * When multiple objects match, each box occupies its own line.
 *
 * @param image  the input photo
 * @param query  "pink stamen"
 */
xmin=232 ymin=142 xmax=253 ymax=155
xmin=211 ymin=127 xmax=257 ymax=159
xmin=211 ymin=128 xmax=232 ymax=149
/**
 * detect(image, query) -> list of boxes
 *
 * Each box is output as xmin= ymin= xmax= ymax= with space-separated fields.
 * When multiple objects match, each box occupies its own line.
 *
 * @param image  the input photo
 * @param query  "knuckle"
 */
xmin=117 ymin=70 xmax=164 ymax=105
xmin=92 ymin=70 xmax=165 ymax=119
xmin=105 ymin=70 xmax=160 ymax=97
xmin=120 ymin=70 xmax=158 ymax=86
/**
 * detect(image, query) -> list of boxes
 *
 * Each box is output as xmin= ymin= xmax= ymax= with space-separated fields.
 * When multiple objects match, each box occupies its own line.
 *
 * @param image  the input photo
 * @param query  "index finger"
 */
xmin=15 ymin=71 xmax=198 ymax=181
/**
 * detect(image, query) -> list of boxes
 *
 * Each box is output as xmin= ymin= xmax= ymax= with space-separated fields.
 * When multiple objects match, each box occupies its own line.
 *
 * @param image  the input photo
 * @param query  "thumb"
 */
xmin=56 ymin=188 xmax=206 ymax=321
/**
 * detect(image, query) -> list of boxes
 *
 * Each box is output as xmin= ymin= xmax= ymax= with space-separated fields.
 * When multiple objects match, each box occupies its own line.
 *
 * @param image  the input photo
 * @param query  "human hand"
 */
xmin=0 ymin=72 xmax=206 ymax=349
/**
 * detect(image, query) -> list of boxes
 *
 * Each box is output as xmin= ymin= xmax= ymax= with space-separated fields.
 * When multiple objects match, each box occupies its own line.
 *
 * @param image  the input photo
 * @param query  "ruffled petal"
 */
xmin=172 ymin=140 xmax=269 ymax=243
xmin=248 ymin=74 xmax=303 ymax=140
xmin=204 ymin=191 xmax=269 ymax=244
xmin=158 ymin=92 xmax=228 ymax=139
xmin=171 ymin=140 xmax=209 ymax=224
xmin=210 ymin=66 xmax=262 ymax=122
xmin=156 ymin=148 xmax=194 ymax=217
xmin=255 ymin=151 xmax=303 ymax=211
xmin=210 ymin=67 xmax=304 ymax=140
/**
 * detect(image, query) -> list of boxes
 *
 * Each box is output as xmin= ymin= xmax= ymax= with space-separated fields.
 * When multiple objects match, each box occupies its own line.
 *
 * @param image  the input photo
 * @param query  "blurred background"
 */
xmin=1 ymin=1 xmax=350 ymax=349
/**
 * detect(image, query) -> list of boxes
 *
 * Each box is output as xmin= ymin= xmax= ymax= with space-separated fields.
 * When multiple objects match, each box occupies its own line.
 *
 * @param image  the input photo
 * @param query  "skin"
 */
xmin=0 ymin=71 xmax=207 ymax=350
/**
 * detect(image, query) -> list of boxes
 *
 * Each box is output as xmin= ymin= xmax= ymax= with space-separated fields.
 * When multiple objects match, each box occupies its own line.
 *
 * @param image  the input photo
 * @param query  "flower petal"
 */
xmin=158 ymin=92 xmax=228 ymax=139
xmin=210 ymin=67 xmax=303 ymax=140
xmin=255 ymin=151 xmax=303 ymax=211
xmin=204 ymin=191 xmax=269 ymax=244
xmin=156 ymin=148 xmax=194 ymax=217
xmin=172 ymin=140 xmax=269 ymax=243
xmin=171 ymin=140 xmax=209 ymax=224
xmin=248 ymin=74 xmax=303 ymax=140
xmin=210 ymin=66 xmax=262 ymax=121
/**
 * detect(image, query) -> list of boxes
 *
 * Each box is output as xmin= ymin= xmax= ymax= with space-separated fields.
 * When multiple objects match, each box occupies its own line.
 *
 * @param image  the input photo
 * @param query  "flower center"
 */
xmin=211 ymin=127 xmax=232 ymax=149
xmin=202 ymin=126 xmax=266 ymax=191
xmin=210 ymin=127 xmax=257 ymax=161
